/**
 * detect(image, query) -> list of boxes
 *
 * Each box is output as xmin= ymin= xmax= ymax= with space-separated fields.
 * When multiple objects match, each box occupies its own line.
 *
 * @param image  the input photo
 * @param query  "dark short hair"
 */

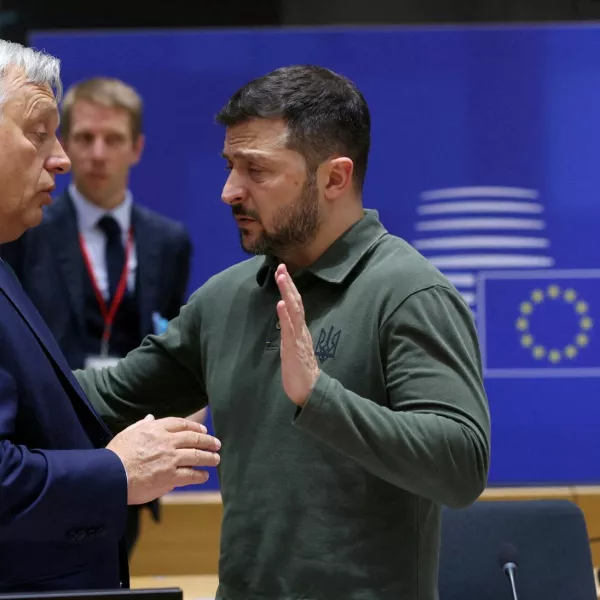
xmin=216 ymin=65 xmax=370 ymax=190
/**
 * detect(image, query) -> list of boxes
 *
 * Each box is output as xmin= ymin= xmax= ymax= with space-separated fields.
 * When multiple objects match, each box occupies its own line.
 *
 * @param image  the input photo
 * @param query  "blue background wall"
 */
xmin=29 ymin=24 xmax=600 ymax=488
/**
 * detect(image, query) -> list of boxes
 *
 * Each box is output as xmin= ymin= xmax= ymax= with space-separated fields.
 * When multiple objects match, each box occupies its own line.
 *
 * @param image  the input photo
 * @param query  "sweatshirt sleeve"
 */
xmin=74 ymin=294 xmax=207 ymax=433
xmin=293 ymin=284 xmax=491 ymax=508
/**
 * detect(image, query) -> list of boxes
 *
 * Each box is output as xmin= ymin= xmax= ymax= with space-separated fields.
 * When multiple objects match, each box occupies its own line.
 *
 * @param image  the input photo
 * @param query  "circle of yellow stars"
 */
xmin=515 ymin=284 xmax=593 ymax=364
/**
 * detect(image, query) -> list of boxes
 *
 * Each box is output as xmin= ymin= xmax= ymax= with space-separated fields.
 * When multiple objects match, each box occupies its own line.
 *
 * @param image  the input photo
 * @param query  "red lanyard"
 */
xmin=79 ymin=227 xmax=134 ymax=356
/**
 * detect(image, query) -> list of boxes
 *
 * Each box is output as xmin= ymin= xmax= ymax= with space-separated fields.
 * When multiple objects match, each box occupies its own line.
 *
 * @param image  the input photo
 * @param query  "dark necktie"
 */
xmin=97 ymin=214 xmax=125 ymax=301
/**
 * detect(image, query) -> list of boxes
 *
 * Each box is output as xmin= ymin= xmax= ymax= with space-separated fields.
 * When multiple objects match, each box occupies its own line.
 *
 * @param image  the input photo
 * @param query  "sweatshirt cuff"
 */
xmin=292 ymin=369 xmax=334 ymax=430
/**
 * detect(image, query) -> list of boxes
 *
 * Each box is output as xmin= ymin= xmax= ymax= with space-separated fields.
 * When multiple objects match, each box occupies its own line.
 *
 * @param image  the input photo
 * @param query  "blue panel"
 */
xmin=29 ymin=24 xmax=600 ymax=486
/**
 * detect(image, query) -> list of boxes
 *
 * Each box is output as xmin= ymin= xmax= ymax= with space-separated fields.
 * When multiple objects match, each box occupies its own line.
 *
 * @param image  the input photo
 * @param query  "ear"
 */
xmin=323 ymin=157 xmax=354 ymax=200
xmin=131 ymin=133 xmax=145 ymax=166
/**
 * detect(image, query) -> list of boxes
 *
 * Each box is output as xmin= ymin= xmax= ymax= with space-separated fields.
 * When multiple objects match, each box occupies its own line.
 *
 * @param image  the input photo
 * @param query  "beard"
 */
xmin=233 ymin=172 xmax=321 ymax=257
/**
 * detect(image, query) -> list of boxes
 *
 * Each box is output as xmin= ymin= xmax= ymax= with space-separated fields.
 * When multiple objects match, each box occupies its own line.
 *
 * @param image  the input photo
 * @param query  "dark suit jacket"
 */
xmin=0 ymin=190 xmax=192 ymax=371
xmin=0 ymin=191 xmax=192 ymax=524
xmin=0 ymin=260 xmax=128 ymax=593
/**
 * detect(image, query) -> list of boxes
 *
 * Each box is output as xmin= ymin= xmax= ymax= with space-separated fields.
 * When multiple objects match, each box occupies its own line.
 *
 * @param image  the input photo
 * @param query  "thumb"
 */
xmin=143 ymin=414 xmax=155 ymax=421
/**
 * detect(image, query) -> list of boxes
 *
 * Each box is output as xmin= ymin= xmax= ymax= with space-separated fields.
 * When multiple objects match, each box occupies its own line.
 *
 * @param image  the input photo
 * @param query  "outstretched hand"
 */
xmin=275 ymin=263 xmax=320 ymax=407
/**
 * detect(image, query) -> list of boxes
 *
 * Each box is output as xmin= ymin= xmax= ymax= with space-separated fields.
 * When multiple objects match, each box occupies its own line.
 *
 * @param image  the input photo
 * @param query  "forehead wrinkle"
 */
xmin=28 ymin=99 xmax=57 ymax=118
xmin=21 ymin=86 xmax=58 ymax=119
xmin=225 ymin=121 xmax=287 ymax=148
xmin=222 ymin=132 xmax=293 ymax=164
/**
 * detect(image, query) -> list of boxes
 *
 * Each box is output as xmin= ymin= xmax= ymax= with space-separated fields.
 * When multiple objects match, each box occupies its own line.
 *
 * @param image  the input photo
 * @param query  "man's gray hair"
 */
xmin=0 ymin=39 xmax=62 ymax=106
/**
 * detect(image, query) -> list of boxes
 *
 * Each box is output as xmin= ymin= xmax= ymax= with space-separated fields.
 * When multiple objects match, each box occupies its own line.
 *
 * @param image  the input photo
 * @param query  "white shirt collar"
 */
xmin=69 ymin=182 xmax=133 ymax=233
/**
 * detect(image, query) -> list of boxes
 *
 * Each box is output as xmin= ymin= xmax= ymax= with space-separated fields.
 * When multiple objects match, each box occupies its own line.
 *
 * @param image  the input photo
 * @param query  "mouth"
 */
xmin=39 ymin=192 xmax=53 ymax=206
xmin=235 ymin=217 xmax=257 ymax=225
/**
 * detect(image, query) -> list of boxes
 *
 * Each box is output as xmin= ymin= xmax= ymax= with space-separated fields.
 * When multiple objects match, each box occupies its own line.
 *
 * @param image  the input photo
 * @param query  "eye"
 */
xmin=106 ymin=134 xmax=126 ymax=146
xmin=29 ymin=131 xmax=49 ymax=146
xmin=73 ymin=132 xmax=93 ymax=144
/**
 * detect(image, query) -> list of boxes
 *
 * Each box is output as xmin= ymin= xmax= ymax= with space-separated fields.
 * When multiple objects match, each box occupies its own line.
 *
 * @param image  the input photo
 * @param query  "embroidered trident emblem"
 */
xmin=314 ymin=325 xmax=341 ymax=363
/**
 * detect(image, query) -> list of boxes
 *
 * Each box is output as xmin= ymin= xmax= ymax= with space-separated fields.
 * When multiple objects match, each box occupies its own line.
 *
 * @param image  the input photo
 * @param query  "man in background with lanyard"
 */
xmin=0 ymin=76 xmax=200 ymax=556
xmin=77 ymin=181 xmax=136 ymax=367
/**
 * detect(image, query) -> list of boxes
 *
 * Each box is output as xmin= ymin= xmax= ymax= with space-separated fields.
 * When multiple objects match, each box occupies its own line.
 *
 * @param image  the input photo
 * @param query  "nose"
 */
xmin=91 ymin=137 xmax=108 ymax=160
xmin=221 ymin=170 xmax=246 ymax=206
xmin=46 ymin=138 xmax=71 ymax=174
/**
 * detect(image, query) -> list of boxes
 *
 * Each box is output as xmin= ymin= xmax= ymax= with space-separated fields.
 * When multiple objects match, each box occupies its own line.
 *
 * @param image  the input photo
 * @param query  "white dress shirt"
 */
xmin=69 ymin=183 xmax=138 ymax=300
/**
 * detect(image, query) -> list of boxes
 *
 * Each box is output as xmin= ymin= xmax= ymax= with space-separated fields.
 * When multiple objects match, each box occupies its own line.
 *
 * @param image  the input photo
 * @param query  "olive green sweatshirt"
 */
xmin=75 ymin=209 xmax=490 ymax=600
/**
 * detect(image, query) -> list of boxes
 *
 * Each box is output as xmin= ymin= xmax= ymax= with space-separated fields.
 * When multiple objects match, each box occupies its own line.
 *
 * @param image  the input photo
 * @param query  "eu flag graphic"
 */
xmin=478 ymin=270 xmax=600 ymax=377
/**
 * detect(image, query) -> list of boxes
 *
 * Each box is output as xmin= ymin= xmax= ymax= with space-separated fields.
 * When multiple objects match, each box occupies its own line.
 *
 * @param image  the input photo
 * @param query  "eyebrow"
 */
xmin=221 ymin=149 xmax=272 ymax=162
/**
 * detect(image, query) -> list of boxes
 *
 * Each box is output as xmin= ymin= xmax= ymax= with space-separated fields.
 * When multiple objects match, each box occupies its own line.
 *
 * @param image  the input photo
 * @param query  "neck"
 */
xmin=279 ymin=200 xmax=364 ymax=272
xmin=95 ymin=194 xmax=126 ymax=211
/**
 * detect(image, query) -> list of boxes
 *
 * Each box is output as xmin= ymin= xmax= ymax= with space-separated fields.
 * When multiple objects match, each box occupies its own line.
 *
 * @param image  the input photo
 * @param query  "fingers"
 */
xmin=173 ymin=430 xmax=221 ymax=451
xmin=277 ymin=263 xmax=300 ymax=303
xmin=121 ymin=414 xmax=205 ymax=435
xmin=275 ymin=267 xmax=295 ymax=312
xmin=161 ymin=416 xmax=208 ymax=435
xmin=174 ymin=468 xmax=210 ymax=488
xmin=275 ymin=265 xmax=305 ymax=333
xmin=277 ymin=300 xmax=294 ymax=345
xmin=174 ymin=448 xmax=220 ymax=468
xmin=284 ymin=267 xmax=303 ymax=311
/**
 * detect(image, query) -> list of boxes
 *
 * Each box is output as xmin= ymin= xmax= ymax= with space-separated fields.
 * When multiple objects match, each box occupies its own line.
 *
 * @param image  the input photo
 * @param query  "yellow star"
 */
xmin=576 ymin=301 xmax=589 ymax=315
xmin=532 ymin=345 xmax=546 ymax=359
xmin=547 ymin=285 xmax=560 ymax=299
xmin=531 ymin=289 xmax=544 ymax=303
xmin=576 ymin=333 xmax=589 ymax=347
xmin=563 ymin=288 xmax=577 ymax=303
xmin=580 ymin=317 xmax=593 ymax=331
xmin=520 ymin=302 xmax=533 ymax=315
xmin=548 ymin=349 xmax=561 ymax=363
xmin=521 ymin=334 xmax=534 ymax=348
xmin=564 ymin=345 xmax=578 ymax=359
xmin=515 ymin=318 xmax=529 ymax=332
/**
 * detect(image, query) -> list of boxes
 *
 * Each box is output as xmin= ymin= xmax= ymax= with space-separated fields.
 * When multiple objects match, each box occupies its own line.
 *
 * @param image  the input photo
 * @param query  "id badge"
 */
xmin=84 ymin=355 xmax=121 ymax=370
xmin=152 ymin=312 xmax=169 ymax=335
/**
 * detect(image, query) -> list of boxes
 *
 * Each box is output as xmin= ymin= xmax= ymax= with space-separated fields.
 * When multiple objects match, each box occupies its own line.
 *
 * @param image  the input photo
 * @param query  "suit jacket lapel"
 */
xmin=0 ymin=260 xmax=111 ymax=438
xmin=132 ymin=206 xmax=162 ymax=336
xmin=50 ymin=191 xmax=86 ymax=333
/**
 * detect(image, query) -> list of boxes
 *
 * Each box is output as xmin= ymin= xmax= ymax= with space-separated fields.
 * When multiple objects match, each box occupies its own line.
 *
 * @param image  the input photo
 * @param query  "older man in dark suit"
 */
xmin=0 ymin=76 xmax=198 ymax=556
xmin=0 ymin=41 xmax=219 ymax=593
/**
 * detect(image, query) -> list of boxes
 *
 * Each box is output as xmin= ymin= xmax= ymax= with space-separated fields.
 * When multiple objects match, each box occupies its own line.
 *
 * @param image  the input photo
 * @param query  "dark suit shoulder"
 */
xmin=132 ymin=204 xmax=190 ymax=245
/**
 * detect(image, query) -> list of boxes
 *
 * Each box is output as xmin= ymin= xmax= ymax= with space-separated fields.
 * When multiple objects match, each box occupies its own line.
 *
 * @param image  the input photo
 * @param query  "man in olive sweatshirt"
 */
xmin=75 ymin=64 xmax=491 ymax=600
